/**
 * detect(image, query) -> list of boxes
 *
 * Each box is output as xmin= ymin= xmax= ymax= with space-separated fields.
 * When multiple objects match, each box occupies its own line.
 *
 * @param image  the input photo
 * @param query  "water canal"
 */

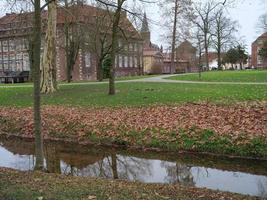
xmin=0 ymin=136 xmax=266 ymax=198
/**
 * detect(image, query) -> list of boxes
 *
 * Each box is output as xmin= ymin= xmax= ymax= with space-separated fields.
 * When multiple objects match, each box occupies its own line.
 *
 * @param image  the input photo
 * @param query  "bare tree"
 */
xmin=211 ymin=8 xmax=237 ymax=70
xmin=159 ymin=0 xmax=192 ymax=74
xmin=190 ymin=0 xmax=231 ymax=70
xmin=60 ymin=0 xmax=82 ymax=83
xmin=192 ymin=27 xmax=204 ymax=78
xmin=83 ymin=2 xmax=113 ymax=81
xmin=257 ymin=13 xmax=267 ymax=33
xmin=191 ymin=1 xmax=217 ymax=70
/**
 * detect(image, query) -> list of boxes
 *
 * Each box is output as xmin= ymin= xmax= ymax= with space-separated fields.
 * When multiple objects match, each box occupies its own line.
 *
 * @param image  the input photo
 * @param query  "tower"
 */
xmin=141 ymin=13 xmax=151 ymax=46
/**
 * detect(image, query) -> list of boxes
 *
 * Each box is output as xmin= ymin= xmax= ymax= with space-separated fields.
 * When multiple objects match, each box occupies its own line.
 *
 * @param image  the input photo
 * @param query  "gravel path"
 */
xmin=1 ymin=74 xmax=267 ymax=88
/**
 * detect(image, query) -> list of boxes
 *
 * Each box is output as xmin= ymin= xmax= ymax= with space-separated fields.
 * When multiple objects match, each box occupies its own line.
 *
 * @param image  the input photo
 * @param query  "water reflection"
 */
xmin=161 ymin=162 xmax=195 ymax=186
xmin=0 ymin=137 xmax=267 ymax=198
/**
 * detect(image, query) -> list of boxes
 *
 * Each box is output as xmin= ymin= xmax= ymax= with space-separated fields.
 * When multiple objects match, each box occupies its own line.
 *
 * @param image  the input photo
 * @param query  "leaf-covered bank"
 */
xmin=0 ymin=102 xmax=266 ymax=158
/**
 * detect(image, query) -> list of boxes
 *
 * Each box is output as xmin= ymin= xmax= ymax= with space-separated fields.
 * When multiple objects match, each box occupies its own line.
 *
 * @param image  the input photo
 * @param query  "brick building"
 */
xmin=251 ymin=32 xmax=267 ymax=69
xmin=163 ymin=41 xmax=198 ymax=74
xmin=0 ymin=4 xmax=144 ymax=82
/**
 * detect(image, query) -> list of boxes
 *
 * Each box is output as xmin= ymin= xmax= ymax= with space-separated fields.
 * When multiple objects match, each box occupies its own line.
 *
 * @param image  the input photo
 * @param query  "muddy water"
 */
xmin=0 ymin=136 xmax=266 ymax=198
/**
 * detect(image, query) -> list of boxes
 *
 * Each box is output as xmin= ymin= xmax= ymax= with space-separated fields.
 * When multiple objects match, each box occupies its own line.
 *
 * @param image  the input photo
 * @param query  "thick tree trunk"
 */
xmin=170 ymin=0 xmax=178 ymax=74
xmin=33 ymin=0 xmax=44 ymax=171
xmin=40 ymin=0 xmax=57 ymax=93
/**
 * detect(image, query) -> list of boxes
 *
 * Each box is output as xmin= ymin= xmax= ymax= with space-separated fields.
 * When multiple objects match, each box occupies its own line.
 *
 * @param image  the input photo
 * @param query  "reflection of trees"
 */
xmin=65 ymin=153 xmax=152 ymax=181
xmin=162 ymin=162 xmax=195 ymax=187
xmin=44 ymin=144 xmax=60 ymax=174
xmin=258 ymin=180 xmax=267 ymax=198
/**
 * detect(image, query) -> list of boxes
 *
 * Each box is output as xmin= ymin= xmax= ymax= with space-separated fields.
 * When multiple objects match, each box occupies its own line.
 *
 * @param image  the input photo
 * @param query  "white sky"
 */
xmin=0 ymin=0 xmax=266 ymax=54
xmin=143 ymin=0 xmax=267 ymax=53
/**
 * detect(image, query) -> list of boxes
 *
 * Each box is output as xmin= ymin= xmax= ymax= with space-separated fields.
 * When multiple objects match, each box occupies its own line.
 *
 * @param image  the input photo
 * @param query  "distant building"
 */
xmin=163 ymin=41 xmax=198 ymax=74
xmin=141 ymin=13 xmax=164 ymax=74
xmin=251 ymin=32 xmax=267 ymax=69
xmin=175 ymin=41 xmax=198 ymax=73
xmin=0 ymin=4 xmax=144 ymax=82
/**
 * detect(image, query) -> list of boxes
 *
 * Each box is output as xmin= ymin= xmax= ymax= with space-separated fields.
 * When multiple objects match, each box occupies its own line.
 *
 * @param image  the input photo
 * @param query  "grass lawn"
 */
xmin=166 ymin=70 xmax=267 ymax=82
xmin=0 ymin=168 xmax=260 ymax=200
xmin=0 ymin=82 xmax=267 ymax=107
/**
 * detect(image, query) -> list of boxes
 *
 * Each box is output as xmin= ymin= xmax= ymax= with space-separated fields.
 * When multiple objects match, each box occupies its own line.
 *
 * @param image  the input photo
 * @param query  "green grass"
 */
xmin=0 ymin=82 xmax=267 ymax=107
xmin=167 ymin=70 xmax=267 ymax=82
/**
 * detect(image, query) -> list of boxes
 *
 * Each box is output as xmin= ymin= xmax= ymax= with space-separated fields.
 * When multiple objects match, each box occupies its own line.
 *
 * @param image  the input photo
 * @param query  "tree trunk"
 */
xmin=97 ymin=59 xmax=103 ymax=81
xmin=40 ymin=0 xmax=57 ymax=93
xmin=204 ymin=34 xmax=209 ymax=70
xmin=111 ymin=154 xmax=118 ymax=179
xmin=65 ymin=26 xmax=71 ymax=83
xmin=198 ymin=50 xmax=202 ymax=79
xmin=109 ymin=0 xmax=124 ymax=95
xmin=217 ymin=36 xmax=222 ymax=70
xmin=32 ymin=0 xmax=44 ymax=171
xmin=28 ymin=39 xmax=34 ymax=82
xmin=217 ymin=48 xmax=221 ymax=70
xmin=170 ymin=0 xmax=178 ymax=74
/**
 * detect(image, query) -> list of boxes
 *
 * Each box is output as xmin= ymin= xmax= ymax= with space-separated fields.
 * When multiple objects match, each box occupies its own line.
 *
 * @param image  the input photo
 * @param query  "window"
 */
xmin=258 ymin=56 xmax=263 ymax=65
xmin=119 ymin=55 xmax=123 ymax=68
xmin=85 ymin=52 xmax=91 ymax=68
xmin=124 ymin=56 xmax=128 ymax=68
xmin=134 ymin=56 xmax=138 ymax=68
xmin=15 ymin=39 xmax=23 ymax=51
xmin=16 ymin=60 xmax=22 ymax=71
xmin=3 ymin=41 xmax=8 ymax=52
xmin=3 ymin=55 xmax=8 ymax=70
xmin=9 ymin=39 xmax=15 ymax=51
xmin=23 ymin=53 xmax=30 ymax=71
xmin=22 ymin=38 xmax=28 ymax=50
xmin=129 ymin=56 xmax=133 ymax=68
xmin=10 ymin=54 xmax=16 ymax=71
xmin=0 ymin=41 xmax=2 ymax=53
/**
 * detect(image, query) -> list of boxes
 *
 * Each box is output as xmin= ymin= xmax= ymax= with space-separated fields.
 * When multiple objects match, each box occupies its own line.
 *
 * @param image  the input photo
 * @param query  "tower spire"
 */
xmin=141 ymin=12 xmax=149 ymax=32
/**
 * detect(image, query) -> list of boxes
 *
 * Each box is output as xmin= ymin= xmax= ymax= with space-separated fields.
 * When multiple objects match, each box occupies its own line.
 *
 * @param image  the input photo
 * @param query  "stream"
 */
xmin=0 ymin=136 xmax=266 ymax=198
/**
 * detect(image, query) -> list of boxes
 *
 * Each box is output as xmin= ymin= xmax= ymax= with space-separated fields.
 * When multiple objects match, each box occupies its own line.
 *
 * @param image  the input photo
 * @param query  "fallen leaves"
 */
xmin=0 ymin=102 xmax=266 ymax=152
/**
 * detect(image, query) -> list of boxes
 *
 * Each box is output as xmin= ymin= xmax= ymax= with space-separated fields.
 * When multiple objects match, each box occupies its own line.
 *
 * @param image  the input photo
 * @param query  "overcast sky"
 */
xmin=0 ymin=0 xmax=266 ymax=54
xmin=143 ymin=0 xmax=267 ymax=53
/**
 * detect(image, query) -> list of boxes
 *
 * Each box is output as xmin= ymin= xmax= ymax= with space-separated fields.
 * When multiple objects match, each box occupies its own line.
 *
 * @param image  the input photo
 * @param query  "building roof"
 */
xmin=176 ymin=40 xmax=197 ymax=52
xmin=0 ymin=4 xmax=142 ymax=40
xmin=252 ymin=32 xmax=267 ymax=44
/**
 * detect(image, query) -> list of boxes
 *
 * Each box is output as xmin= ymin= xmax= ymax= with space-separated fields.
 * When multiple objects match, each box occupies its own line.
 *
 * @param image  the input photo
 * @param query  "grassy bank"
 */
xmin=1 ymin=82 xmax=267 ymax=107
xmin=167 ymin=70 xmax=267 ymax=82
xmin=0 ymin=168 xmax=262 ymax=200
